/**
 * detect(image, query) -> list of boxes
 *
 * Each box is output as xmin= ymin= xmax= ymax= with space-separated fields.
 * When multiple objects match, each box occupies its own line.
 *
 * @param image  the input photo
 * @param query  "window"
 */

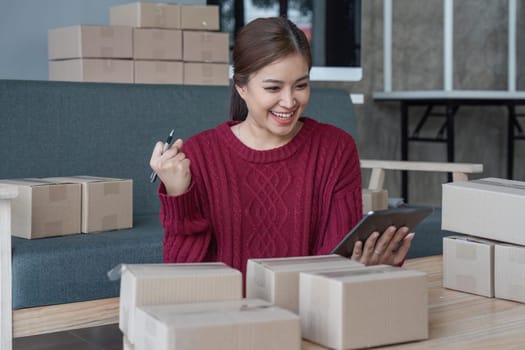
xmin=207 ymin=0 xmax=362 ymax=81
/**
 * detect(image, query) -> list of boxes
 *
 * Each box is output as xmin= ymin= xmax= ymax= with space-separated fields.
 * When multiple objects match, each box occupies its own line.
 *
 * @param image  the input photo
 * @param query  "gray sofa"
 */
xmin=0 ymin=79 xmax=480 ymax=337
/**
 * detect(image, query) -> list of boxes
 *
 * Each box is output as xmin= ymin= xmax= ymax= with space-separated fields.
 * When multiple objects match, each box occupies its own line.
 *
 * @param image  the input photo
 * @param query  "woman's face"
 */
xmin=235 ymin=53 xmax=310 ymax=145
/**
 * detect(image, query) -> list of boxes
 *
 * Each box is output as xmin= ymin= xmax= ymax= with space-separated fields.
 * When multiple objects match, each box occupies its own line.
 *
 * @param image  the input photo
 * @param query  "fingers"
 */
xmin=359 ymin=231 xmax=380 ymax=265
xmin=149 ymin=138 xmax=192 ymax=196
xmin=351 ymin=241 xmax=363 ymax=262
xmin=392 ymin=232 xmax=415 ymax=266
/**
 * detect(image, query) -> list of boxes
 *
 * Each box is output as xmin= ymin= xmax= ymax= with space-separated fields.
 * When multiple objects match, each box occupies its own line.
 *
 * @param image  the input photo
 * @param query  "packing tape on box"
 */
xmin=100 ymin=27 xmax=115 ymax=38
xmin=456 ymin=275 xmax=477 ymax=291
xmin=154 ymin=5 xmax=167 ymax=26
xmin=456 ymin=243 xmax=477 ymax=260
xmin=44 ymin=220 xmax=63 ymax=234
xmin=104 ymin=182 xmax=120 ymax=195
xmin=102 ymin=214 xmax=118 ymax=230
xmin=48 ymin=185 xmax=67 ymax=201
xmin=107 ymin=264 xmax=124 ymax=281
xmin=509 ymin=284 xmax=525 ymax=297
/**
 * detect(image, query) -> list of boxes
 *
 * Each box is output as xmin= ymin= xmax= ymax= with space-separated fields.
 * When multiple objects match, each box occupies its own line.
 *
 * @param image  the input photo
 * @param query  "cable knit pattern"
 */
xmin=158 ymin=117 xmax=362 ymax=276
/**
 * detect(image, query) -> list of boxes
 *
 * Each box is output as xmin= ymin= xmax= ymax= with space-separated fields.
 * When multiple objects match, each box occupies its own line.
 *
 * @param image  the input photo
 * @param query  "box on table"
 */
xmin=48 ymin=25 xmax=132 ymax=60
xmin=182 ymin=31 xmax=229 ymax=63
xmin=442 ymin=177 xmax=525 ymax=246
xmin=443 ymin=235 xmax=495 ymax=297
xmin=246 ymin=255 xmax=363 ymax=314
xmin=119 ymin=262 xmax=242 ymax=344
xmin=134 ymin=60 xmax=183 ymax=84
xmin=134 ymin=299 xmax=301 ymax=350
xmin=183 ymin=62 xmax=229 ymax=86
xmin=44 ymin=176 xmax=132 ymax=233
xmin=133 ymin=28 xmax=182 ymax=60
xmin=110 ymin=2 xmax=181 ymax=29
xmin=362 ymin=188 xmax=388 ymax=214
xmin=180 ymin=5 xmax=219 ymax=30
xmin=49 ymin=59 xmax=133 ymax=83
xmin=0 ymin=179 xmax=81 ymax=239
xmin=495 ymin=243 xmax=525 ymax=303
xmin=300 ymin=265 xmax=428 ymax=350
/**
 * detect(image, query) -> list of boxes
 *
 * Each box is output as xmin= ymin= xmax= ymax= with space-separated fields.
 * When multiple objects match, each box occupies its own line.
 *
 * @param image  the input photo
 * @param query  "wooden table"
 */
xmin=302 ymin=255 xmax=525 ymax=349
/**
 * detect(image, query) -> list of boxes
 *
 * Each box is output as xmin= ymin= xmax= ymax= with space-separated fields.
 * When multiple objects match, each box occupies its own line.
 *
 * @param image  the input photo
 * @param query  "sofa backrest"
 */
xmin=0 ymin=79 xmax=356 ymax=215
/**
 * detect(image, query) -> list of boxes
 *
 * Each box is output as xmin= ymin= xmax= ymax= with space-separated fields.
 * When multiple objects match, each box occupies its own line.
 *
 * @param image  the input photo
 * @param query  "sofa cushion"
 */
xmin=12 ymin=214 xmax=162 ymax=309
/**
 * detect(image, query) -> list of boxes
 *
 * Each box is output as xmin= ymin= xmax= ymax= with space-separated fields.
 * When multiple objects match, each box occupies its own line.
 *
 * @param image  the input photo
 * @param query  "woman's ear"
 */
xmin=235 ymin=84 xmax=246 ymax=99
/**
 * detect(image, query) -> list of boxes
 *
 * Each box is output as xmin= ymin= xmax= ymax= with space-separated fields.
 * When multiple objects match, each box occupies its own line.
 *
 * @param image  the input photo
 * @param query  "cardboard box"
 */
xmin=0 ymin=179 xmax=81 ymax=239
xmin=442 ymin=178 xmax=525 ymax=246
xmin=48 ymin=25 xmax=132 ymax=60
xmin=246 ymin=255 xmax=363 ymax=313
xmin=495 ymin=243 xmax=525 ymax=303
xmin=183 ymin=31 xmax=229 ymax=63
xmin=49 ymin=59 xmax=134 ymax=83
xmin=183 ymin=62 xmax=229 ymax=86
xmin=443 ymin=235 xmax=495 ymax=297
xmin=362 ymin=188 xmax=388 ymax=214
xmin=134 ymin=299 xmax=301 ymax=350
xmin=119 ymin=262 xmax=242 ymax=344
xmin=134 ymin=60 xmax=183 ymax=84
xmin=110 ymin=2 xmax=181 ymax=29
xmin=300 ymin=265 xmax=428 ymax=349
xmin=44 ymin=176 xmax=132 ymax=233
xmin=133 ymin=28 xmax=182 ymax=60
xmin=180 ymin=5 xmax=220 ymax=30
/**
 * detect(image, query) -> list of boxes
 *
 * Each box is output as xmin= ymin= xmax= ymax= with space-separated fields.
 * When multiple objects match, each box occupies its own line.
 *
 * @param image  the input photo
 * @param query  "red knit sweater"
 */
xmin=158 ymin=117 xmax=363 ymax=276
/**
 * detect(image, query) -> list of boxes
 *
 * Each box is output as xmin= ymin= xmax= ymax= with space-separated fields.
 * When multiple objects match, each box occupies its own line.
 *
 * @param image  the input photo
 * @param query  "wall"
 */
xmin=0 ymin=0 xmax=204 ymax=80
xmin=317 ymin=0 xmax=525 ymax=206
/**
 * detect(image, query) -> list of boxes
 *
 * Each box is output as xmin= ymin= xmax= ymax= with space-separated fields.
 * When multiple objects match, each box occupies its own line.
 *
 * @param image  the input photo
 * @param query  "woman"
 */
xmin=149 ymin=17 xmax=413 ymax=275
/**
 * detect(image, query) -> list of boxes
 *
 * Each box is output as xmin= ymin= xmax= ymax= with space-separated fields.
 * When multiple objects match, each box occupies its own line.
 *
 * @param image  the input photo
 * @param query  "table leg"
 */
xmin=401 ymin=101 xmax=409 ymax=202
xmin=507 ymin=103 xmax=515 ymax=179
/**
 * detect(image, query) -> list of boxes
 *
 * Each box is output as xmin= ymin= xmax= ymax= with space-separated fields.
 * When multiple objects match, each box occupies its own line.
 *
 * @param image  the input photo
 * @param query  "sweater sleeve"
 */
xmin=314 ymin=133 xmax=363 ymax=255
xmin=158 ymin=182 xmax=213 ymax=263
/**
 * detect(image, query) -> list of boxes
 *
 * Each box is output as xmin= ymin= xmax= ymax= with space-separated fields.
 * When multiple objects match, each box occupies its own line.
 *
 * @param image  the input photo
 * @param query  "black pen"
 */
xmin=150 ymin=129 xmax=175 ymax=183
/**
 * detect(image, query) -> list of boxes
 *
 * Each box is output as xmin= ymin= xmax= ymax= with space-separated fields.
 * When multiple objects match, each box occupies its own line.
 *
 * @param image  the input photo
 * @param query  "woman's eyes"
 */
xmin=263 ymin=83 xmax=309 ymax=92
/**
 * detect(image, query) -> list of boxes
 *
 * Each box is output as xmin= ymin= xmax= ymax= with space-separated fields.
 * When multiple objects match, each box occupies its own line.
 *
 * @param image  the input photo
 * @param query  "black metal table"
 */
xmin=373 ymin=90 xmax=525 ymax=201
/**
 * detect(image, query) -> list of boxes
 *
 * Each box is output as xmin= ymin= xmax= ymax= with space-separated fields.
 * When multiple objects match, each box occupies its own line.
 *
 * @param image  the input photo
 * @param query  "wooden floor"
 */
xmin=13 ymin=324 xmax=122 ymax=350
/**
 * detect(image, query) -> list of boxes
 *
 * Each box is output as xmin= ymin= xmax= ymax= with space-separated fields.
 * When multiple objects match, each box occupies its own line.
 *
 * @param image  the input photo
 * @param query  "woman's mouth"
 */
xmin=271 ymin=110 xmax=296 ymax=123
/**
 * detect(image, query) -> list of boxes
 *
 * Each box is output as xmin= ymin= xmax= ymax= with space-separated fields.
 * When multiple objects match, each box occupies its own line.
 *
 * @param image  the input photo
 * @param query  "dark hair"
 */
xmin=230 ymin=17 xmax=313 ymax=121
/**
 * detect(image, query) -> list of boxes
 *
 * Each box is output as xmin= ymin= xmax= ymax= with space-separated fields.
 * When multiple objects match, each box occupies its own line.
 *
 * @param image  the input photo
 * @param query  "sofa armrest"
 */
xmin=1 ymin=185 xmax=18 ymax=350
xmin=360 ymin=159 xmax=484 ymax=190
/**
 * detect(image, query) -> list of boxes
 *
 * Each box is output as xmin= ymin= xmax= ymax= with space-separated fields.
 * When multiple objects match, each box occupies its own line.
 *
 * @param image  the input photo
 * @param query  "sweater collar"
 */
xmin=219 ymin=117 xmax=317 ymax=163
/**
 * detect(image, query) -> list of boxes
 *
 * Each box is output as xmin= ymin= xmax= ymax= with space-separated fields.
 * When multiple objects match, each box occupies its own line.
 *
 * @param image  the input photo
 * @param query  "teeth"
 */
xmin=272 ymin=111 xmax=294 ymax=118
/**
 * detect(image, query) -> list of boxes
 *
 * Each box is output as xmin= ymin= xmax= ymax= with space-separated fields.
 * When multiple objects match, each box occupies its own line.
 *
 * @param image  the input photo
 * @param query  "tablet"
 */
xmin=331 ymin=207 xmax=434 ymax=258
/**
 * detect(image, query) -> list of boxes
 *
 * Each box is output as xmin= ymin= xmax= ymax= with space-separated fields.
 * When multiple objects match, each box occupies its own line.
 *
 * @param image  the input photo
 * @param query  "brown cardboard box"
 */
xmin=182 ymin=31 xmax=229 ymax=63
xmin=110 ymin=2 xmax=181 ymax=29
xmin=183 ymin=62 xmax=229 ymax=86
xmin=495 ymin=243 xmax=525 ymax=303
xmin=49 ymin=59 xmax=134 ymax=83
xmin=246 ymin=255 xmax=363 ymax=313
xmin=44 ymin=176 xmax=132 ymax=233
xmin=134 ymin=60 xmax=183 ymax=84
xmin=119 ymin=262 xmax=242 ymax=344
xmin=300 ymin=265 xmax=428 ymax=349
xmin=180 ymin=5 xmax=220 ymax=30
xmin=134 ymin=299 xmax=301 ymax=350
xmin=443 ymin=235 xmax=495 ymax=297
xmin=48 ymin=25 xmax=132 ymax=60
xmin=442 ymin=178 xmax=525 ymax=246
xmin=0 ymin=179 xmax=81 ymax=239
xmin=362 ymin=188 xmax=388 ymax=214
xmin=133 ymin=28 xmax=182 ymax=60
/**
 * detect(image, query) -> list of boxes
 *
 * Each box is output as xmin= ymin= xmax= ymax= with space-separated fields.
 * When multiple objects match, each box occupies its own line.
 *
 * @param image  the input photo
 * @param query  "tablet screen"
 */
xmin=331 ymin=207 xmax=434 ymax=258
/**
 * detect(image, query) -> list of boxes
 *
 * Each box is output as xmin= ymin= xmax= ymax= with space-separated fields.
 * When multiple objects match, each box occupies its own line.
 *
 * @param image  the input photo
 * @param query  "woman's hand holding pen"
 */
xmin=150 ymin=138 xmax=192 ymax=196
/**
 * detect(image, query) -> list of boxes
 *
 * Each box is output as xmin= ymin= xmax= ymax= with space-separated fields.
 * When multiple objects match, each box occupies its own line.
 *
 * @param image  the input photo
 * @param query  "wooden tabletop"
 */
xmin=302 ymin=255 xmax=525 ymax=349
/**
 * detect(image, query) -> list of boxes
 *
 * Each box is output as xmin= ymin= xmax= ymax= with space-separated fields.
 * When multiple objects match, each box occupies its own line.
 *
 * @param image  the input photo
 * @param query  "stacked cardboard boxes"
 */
xmin=110 ymin=2 xmax=228 ymax=85
xmin=0 ymin=176 xmax=132 ymax=238
xmin=48 ymin=2 xmax=230 ymax=85
xmin=48 ymin=25 xmax=134 ymax=83
xmin=441 ymin=177 xmax=525 ymax=303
